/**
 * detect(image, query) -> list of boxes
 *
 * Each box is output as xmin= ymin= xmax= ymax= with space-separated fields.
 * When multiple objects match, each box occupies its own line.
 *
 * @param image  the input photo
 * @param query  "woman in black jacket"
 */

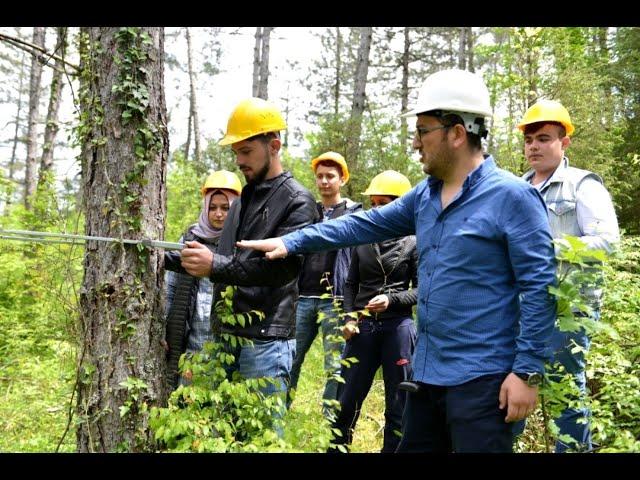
xmin=330 ymin=170 xmax=418 ymax=453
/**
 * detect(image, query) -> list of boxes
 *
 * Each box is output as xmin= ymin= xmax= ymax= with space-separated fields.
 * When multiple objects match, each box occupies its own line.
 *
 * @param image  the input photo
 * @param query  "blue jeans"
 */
xmin=549 ymin=310 xmax=597 ymax=453
xmin=513 ymin=310 xmax=597 ymax=452
xmin=396 ymin=373 xmax=516 ymax=453
xmin=289 ymin=297 xmax=343 ymax=407
xmin=218 ymin=336 xmax=296 ymax=427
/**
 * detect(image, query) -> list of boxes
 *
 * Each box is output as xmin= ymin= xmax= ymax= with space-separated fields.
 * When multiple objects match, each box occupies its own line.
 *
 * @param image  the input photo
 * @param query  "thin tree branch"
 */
xmin=0 ymin=32 xmax=79 ymax=73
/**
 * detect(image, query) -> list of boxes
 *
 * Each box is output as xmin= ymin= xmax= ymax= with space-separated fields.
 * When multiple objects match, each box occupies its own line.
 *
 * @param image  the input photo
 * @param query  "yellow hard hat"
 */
xmin=310 ymin=151 xmax=350 ymax=184
xmin=200 ymin=170 xmax=243 ymax=196
xmin=218 ymin=97 xmax=287 ymax=146
xmin=517 ymin=100 xmax=575 ymax=136
xmin=362 ymin=170 xmax=412 ymax=197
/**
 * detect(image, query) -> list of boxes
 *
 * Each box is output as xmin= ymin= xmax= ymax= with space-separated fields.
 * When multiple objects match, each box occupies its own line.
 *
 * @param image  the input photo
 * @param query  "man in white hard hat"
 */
xmin=236 ymin=69 xmax=558 ymax=452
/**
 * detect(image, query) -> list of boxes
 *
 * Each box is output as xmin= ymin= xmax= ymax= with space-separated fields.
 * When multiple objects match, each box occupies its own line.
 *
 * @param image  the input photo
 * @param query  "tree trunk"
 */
xmin=38 ymin=27 xmax=67 ymax=186
xmin=458 ymin=27 xmax=466 ymax=70
xmin=400 ymin=27 xmax=411 ymax=150
xmin=334 ymin=26 xmax=342 ymax=116
xmin=9 ymin=51 xmax=26 ymax=188
xmin=185 ymin=28 xmax=201 ymax=164
xmin=76 ymin=27 xmax=169 ymax=453
xmin=257 ymin=27 xmax=273 ymax=99
xmin=466 ymin=27 xmax=475 ymax=72
xmin=252 ymin=27 xmax=262 ymax=97
xmin=24 ymin=26 xmax=46 ymax=209
xmin=346 ymin=27 xmax=372 ymax=198
xmin=184 ymin=110 xmax=192 ymax=161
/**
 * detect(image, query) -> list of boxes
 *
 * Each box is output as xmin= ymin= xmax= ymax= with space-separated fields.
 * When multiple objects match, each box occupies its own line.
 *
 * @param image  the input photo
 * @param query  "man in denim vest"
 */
xmin=518 ymin=100 xmax=620 ymax=452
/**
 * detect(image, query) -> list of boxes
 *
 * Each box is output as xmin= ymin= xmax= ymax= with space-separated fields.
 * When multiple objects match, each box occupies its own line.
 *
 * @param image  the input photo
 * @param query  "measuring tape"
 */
xmin=0 ymin=228 xmax=184 ymax=250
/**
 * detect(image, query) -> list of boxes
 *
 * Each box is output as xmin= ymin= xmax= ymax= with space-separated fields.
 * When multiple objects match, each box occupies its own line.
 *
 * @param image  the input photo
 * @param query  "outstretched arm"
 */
xmin=236 ymin=237 xmax=289 ymax=260
xmin=237 ymin=187 xmax=419 ymax=259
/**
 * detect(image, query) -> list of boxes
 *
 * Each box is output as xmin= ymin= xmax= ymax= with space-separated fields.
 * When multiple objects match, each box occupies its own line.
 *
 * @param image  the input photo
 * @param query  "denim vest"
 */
xmin=523 ymin=158 xmax=603 ymax=308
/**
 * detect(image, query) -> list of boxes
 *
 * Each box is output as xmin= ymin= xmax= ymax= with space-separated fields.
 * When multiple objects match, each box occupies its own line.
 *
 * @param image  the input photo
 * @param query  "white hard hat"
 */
xmin=402 ymin=69 xmax=492 ymax=120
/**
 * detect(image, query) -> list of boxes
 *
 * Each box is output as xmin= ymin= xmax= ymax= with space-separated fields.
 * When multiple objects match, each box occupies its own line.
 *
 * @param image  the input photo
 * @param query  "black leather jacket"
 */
xmin=209 ymin=171 xmax=317 ymax=339
xmin=344 ymin=236 xmax=418 ymax=321
xmin=165 ymin=172 xmax=317 ymax=339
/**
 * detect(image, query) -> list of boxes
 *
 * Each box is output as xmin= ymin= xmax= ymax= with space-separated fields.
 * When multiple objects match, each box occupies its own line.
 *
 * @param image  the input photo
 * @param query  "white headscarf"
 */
xmin=191 ymin=188 xmax=239 ymax=240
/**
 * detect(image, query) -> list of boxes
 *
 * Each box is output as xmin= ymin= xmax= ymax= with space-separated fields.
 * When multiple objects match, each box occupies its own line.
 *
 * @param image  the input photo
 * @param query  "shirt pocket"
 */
xmin=547 ymin=199 xmax=576 ymax=217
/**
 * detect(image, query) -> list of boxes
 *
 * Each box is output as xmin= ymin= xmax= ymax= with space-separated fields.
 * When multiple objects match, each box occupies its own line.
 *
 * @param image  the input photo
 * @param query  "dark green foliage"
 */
xmin=516 ymin=236 xmax=640 ymax=452
xmin=149 ymin=286 xmax=335 ymax=452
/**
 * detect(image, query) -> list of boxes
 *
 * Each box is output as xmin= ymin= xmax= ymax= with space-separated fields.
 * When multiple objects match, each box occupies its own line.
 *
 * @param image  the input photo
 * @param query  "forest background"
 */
xmin=0 ymin=26 xmax=638 ymax=452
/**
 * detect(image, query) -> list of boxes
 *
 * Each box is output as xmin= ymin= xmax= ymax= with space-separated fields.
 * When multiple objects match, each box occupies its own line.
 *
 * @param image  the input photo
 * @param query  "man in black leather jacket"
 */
xmin=168 ymin=98 xmax=317 ymax=406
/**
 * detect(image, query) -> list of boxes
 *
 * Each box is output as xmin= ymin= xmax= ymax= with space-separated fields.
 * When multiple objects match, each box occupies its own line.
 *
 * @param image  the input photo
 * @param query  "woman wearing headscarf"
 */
xmin=164 ymin=170 xmax=242 ymax=388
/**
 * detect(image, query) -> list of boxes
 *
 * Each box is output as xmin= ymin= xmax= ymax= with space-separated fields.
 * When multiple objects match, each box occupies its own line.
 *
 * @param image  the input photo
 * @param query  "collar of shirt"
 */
xmin=426 ymin=155 xmax=497 ymax=209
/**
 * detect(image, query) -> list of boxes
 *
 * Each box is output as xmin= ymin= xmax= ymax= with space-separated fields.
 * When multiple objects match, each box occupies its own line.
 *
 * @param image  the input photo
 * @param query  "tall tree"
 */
xmin=304 ymin=27 xmax=361 ymax=120
xmin=184 ymin=28 xmax=201 ymax=164
xmin=458 ymin=27 xmax=467 ymax=70
xmin=8 ymin=50 xmax=26 ymax=190
xmin=333 ymin=27 xmax=342 ymax=116
xmin=400 ymin=27 xmax=411 ymax=149
xmin=345 ymin=27 xmax=372 ymax=198
xmin=38 ymin=27 xmax=68 ymax=186
xmin=257 ymin=27 xmax=272 ymax=99
xmin=76 ymin=27 xmax=169 ymax=452
xmin=466 ymin=27 xmax=475 ymax=72
xmin=24 ymin=26 xmax=45 ymax=209
xmin=252 ymin=26 xmax=273 ymax=99
xmin=456 ymin=27 xmax=475 ymax=72
xmin=252 ymin=27 xmax=262 ymax=97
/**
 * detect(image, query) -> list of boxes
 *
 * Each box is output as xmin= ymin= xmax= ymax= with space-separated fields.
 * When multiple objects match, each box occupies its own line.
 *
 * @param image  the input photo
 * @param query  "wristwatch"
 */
xmin=513 ymin=372 xmax=544 ymax=387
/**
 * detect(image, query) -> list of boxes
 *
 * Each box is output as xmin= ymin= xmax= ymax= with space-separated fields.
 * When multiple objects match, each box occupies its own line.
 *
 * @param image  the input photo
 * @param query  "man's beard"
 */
xmin=423 ymin=144 xmax=452 ymax=179
xmin=245 ymin=150 xmax=271 ymax=185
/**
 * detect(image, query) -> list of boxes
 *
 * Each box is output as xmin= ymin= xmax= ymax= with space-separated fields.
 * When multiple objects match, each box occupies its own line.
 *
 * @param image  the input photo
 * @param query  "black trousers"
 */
xmin=396 ymin=372 xmax=516 ymax=453
xmin=330 ymin=316 xmax=416 ymax=453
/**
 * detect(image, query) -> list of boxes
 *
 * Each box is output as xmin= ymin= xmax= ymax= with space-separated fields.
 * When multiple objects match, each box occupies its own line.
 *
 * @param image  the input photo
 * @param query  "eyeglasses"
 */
xmin=414 ymin=125 xmax=448 ymax=139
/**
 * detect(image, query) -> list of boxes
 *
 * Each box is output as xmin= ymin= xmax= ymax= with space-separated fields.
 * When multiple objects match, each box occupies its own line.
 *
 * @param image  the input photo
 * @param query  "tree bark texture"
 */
xmin=458 ymin=27 xmax=467 ymax=70
xmin=257 ymin=27 xmax=272 ymax=99
xmin=466 ymin=27 xmax=475 ymax=73
xmin=252 ymin=27 xmax=262 ymax=97
xmin=76 ymin=27 xmax=169 ymax=453
xmin=24 ymin=26 xmax=45 ymax=209
xmin=251 ymin=27 xmax=272 ymax=100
